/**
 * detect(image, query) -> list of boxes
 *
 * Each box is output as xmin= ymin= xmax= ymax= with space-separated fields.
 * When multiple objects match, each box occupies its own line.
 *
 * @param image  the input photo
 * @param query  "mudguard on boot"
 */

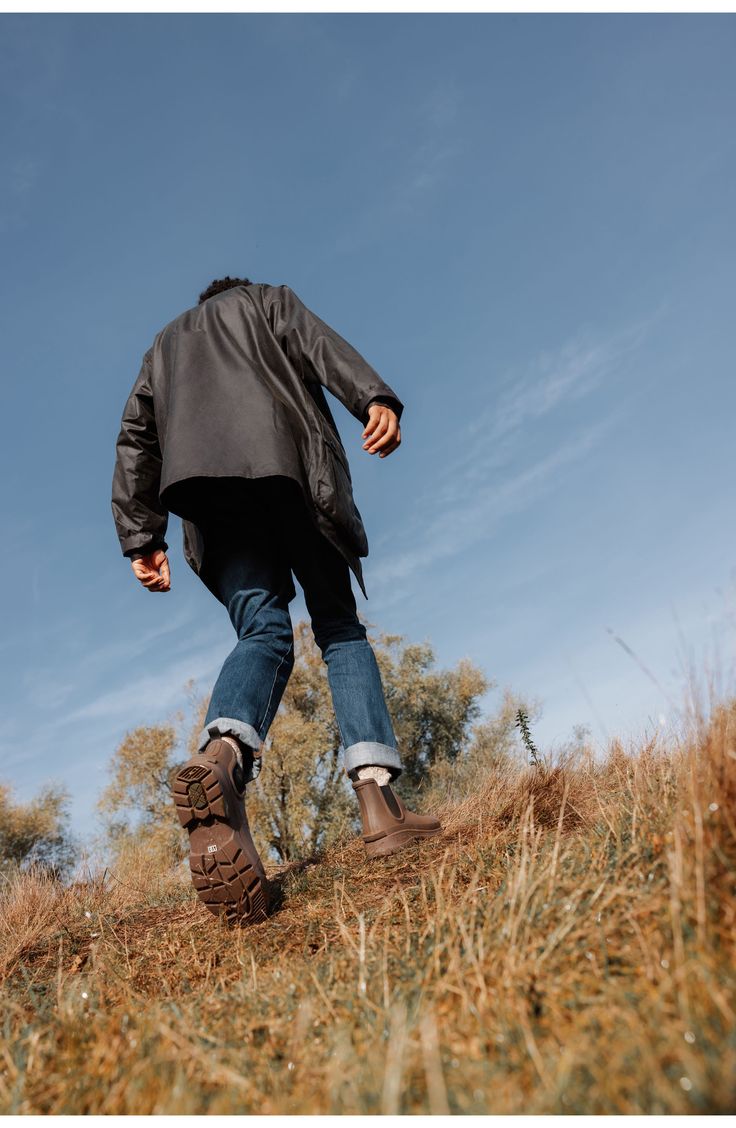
xmin=349 ymin=773 xmax=443 ymax=859
xmin=172 ymin=738 xmax=269 ymax=926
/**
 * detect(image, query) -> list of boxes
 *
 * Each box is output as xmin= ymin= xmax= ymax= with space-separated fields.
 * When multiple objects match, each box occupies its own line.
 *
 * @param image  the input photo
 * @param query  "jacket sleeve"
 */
xmin=111 ymin=349 xmax=169 ymax=560
xmin=265 ymin=284 xmax=405 ymax=425
xmin=365 ymin=394 xmax=404 ymax=417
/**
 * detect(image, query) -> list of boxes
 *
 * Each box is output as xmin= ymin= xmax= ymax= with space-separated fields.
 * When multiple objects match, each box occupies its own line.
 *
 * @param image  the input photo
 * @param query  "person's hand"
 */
xmin=362 ymin=403 xmax=401 ymax=458
xmin=131 ymin=548 xmax=171 ymax=592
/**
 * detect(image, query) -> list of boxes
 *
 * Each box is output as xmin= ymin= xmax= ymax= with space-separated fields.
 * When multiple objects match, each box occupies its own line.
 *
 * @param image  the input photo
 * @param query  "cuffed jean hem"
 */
xmin=343 ymin=741 xmax=403 ymax=781
xmin=197 ymin=717 xmax=264 ymax=783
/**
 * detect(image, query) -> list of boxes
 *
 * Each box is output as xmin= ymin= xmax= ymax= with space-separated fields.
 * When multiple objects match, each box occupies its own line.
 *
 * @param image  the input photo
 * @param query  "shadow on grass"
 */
xmin=259 ymin=851 xmax=327 ymax=919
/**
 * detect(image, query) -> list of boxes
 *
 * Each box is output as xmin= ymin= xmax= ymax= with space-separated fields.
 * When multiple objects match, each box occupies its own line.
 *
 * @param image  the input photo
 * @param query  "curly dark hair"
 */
xmin=198 ymin=276 xmax=253 ymax=305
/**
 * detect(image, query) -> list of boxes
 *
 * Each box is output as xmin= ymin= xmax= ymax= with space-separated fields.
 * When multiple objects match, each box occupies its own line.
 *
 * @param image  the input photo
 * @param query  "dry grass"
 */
xmin=1 ymin=702 xmax=734 ymax=1114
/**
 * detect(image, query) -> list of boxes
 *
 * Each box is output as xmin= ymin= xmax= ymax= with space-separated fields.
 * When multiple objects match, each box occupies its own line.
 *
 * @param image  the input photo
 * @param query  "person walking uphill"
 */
xmin=111 ymin=276 xmax=442 ymax=927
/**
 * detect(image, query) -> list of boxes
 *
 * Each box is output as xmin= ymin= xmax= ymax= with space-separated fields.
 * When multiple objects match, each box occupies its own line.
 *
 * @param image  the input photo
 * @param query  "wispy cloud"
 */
xmin=373 ymin=413 xmax=622 ymax=592
xmin=369 ymin=317 xmax=652 ymax=602
xmin=391 ymin=83 xmax=463 ymax=210
xmin=16 ymin=602 xmax=202 ymax=715
xmin=441 ymin=316 xmax=653 ymax=500
xmin=332 ymin=81 xmax=463 ymax=256
xmin=0 ymin=20 xmax=81 ymax=234
xmin=75 ymin=602 xmax=202 ymax=674
xmin=9 ymin=155 xmax=43 ymax=197
xmin=3 ymin=629 xmax=227 ymax=777
xmin=60 ymin=640 xmax=223 ymax=727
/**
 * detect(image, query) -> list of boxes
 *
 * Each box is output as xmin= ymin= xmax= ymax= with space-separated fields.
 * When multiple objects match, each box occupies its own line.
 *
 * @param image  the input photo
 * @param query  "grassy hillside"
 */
xmin=1 ymin=704 xmax=734 ymax=1114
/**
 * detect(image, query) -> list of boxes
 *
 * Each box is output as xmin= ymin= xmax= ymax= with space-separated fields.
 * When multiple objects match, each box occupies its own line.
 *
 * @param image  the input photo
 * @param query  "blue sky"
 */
xmin=2 ymin=14 xmax=735 ymax=840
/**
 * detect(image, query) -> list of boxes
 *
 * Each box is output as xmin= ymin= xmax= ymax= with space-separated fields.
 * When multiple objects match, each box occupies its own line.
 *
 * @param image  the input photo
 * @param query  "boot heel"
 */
xmin=172 ymin=763 xmax=227 ymax=828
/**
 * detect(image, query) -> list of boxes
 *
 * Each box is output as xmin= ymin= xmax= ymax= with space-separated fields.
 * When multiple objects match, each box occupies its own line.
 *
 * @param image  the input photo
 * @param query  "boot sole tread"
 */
xmin=365 ymin=825 xmax=443 ymax=859
xmin=172 ymin=758 xmax=269 ymax=926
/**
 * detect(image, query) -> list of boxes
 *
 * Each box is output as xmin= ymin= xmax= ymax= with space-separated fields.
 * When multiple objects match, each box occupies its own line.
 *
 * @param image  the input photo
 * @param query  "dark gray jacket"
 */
xmin=110 ymin=282 xmax=404 ymax=599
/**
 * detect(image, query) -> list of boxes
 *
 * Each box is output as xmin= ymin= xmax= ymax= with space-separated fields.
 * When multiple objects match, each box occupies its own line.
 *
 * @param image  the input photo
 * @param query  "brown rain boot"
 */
xmin=172 ymin=738 xmax=269 ymax=927
xmin=350 ymin=774 xmax=443 ymax=859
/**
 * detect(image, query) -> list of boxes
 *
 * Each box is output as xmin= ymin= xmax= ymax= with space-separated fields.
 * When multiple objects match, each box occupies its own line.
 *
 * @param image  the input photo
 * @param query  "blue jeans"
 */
xmin=186 ymin=476 xmax=403 ymax=786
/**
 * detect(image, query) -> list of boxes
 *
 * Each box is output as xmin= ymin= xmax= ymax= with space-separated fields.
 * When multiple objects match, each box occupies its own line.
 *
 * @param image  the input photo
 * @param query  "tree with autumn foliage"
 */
xmin=96 ymin=721 xmax=186 ymax=870
xmin=97 ymin=619 xmax=535 ymax=868
xmin=0 ymin=780 xmax=77 ymax=877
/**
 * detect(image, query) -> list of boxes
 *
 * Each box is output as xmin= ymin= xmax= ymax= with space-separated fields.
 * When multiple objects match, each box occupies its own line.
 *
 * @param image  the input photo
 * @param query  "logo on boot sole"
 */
xmin=179 ymin=764 xmax=209 ymax=782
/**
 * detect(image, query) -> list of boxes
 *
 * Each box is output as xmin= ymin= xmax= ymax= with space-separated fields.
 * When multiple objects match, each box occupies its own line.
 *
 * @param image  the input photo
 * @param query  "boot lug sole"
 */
xmin=172 ymin=755 xmax=269 ymax=926
xmin=364 ymin=825 xmax=443 ymax=859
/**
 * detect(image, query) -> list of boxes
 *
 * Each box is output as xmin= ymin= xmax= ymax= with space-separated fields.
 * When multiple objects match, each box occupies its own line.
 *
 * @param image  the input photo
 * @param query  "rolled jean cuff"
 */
xmin=197 ymin=717 xmax=264 ymax=783
xmin=343 ymin=741 xmax=403 ymax=780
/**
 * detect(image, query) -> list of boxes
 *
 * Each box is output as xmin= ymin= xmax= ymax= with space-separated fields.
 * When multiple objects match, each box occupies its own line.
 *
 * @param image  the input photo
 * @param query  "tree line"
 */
xmin=2 ymin=620 xmax=543 ymax=879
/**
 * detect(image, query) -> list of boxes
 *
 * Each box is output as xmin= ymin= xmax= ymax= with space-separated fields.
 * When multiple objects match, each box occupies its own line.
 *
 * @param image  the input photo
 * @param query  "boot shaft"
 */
xmin=351 ymin=777 xmax=405 ymax=839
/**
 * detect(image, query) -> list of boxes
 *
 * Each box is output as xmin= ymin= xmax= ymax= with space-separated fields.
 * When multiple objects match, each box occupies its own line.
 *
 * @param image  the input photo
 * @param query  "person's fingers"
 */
xmin=131 ymin=557 xmax=170 ymax=591
xmin=133 ymin=564 xmax=155 ymax=580
xmin=365 ymin=420 xmax=399 ymax=454
xmin=362 ymin=404 xmax=392 ymax=440
xmin=376 ymin=423 xmax=401 ymax=457
xmin=363 ymin=417 xmax=391 ymax=451
xmin=145 ymin=566 xmax=167 ymax=586
xmin=361 ymin=405 xmax=381 ymax=438
xmin=150 ymin=554 xmax=170 ymax=591
xmin=378 ymin=435 xmax=401 ymax=457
